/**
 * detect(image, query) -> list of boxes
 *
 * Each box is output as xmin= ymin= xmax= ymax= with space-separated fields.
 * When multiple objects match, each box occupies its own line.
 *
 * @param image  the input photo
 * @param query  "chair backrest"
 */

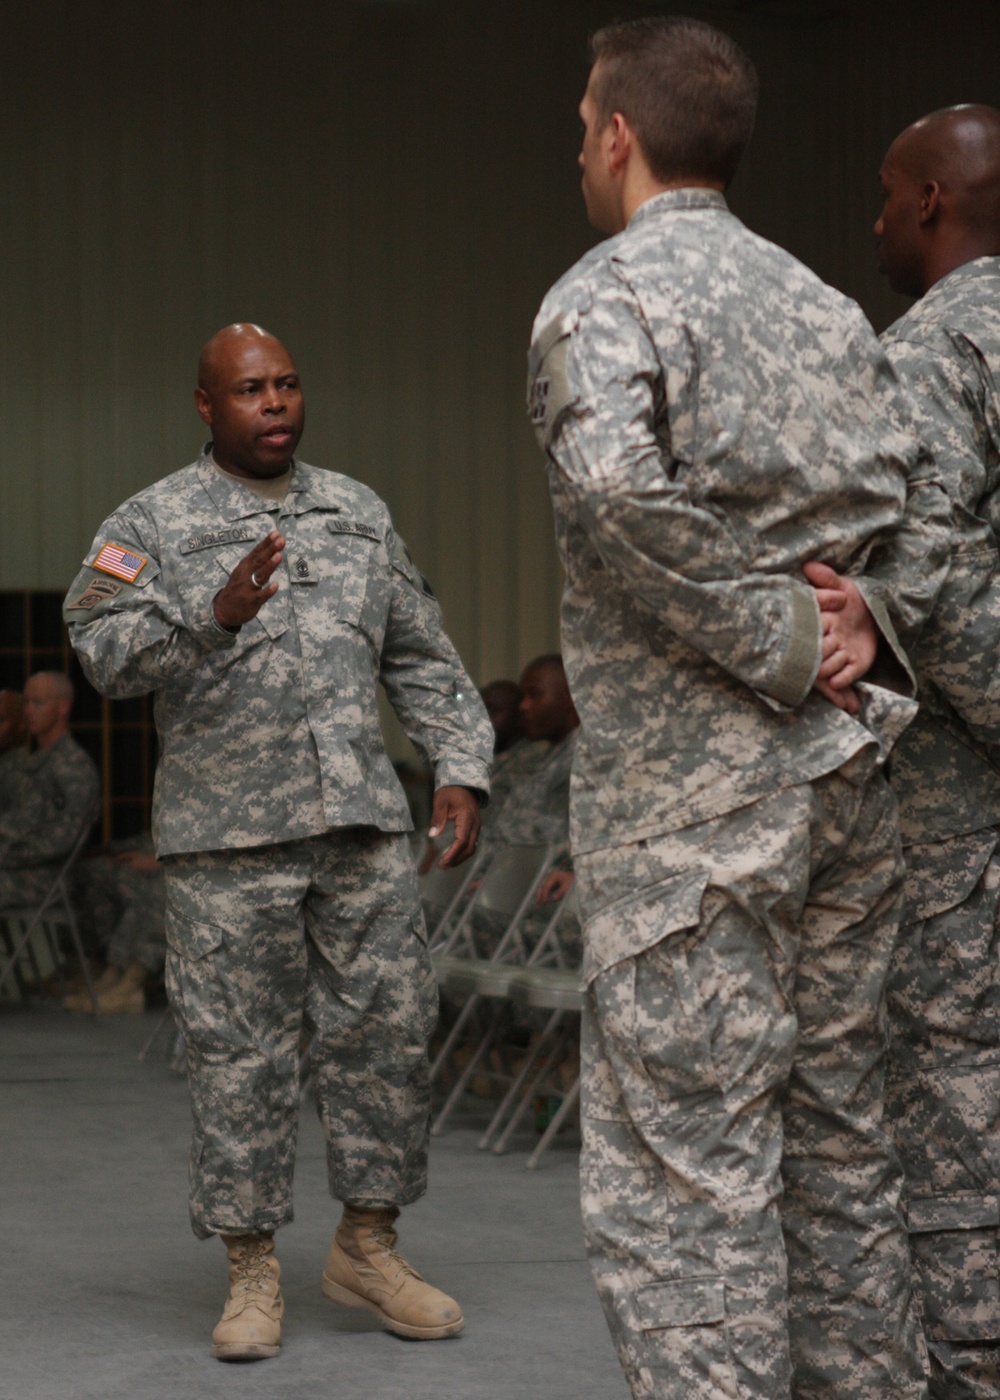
xmin=526 ymin=885 xmax=580 ymax=970
xmin=436 ymin=842 xmax=561 ymax=962
xmin=0 ymin=810 xmax=97 ymax=996
xmin=474 ymin=845 xmax=554 ymax=918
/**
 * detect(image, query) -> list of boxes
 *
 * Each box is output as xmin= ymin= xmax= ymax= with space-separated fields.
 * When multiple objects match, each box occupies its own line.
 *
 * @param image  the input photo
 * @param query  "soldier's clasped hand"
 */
xmin=213 ymin=530 xmax=285 ymax=630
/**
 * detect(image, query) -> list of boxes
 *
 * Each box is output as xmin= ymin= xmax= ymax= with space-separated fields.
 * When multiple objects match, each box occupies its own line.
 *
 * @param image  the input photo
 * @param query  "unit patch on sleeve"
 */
xmin=66 ymin=577 xmax=124 ymax=610
xmin=92 ymin=542 xmax=148 ymax=583
xmin=528 ymin=375 xmax=551 ymax=425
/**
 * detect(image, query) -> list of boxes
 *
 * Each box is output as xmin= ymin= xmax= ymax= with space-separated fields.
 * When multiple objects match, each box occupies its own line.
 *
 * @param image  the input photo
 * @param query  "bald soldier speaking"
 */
xmin=64 ymin=324 xmax=493 ymax=1362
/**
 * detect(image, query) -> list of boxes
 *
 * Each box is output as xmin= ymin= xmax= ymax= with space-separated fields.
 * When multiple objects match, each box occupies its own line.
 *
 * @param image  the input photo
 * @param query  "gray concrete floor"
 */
xmin=0 ymin=1006 xmax=627 ymax=1400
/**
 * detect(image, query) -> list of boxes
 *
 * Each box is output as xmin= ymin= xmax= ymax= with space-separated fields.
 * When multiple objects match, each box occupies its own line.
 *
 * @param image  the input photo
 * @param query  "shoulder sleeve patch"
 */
xmin=527 ymin=310 xmax=580 ymax=450
xmin=92 ymin=542 xmax=149 ymax=583
xmin=66 ymin=577 xmax=123 ymax=610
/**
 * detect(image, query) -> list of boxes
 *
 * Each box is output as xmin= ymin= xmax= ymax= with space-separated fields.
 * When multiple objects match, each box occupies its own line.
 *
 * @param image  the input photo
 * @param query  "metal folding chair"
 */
xmin=476 ymin=889 xmax=583 ymax=1166
xmin=429 ymin=843 xmax=561 ymax=1135
xmin=0 ymin=818 xmax=100 ymax=1013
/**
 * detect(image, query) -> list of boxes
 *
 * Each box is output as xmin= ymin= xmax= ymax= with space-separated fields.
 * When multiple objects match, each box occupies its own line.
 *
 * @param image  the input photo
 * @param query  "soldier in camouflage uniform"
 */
xmin=483 ymin=654 xmax=578 ymax=849
xmin=528 ymin=18 xmax=953 ymax=1400
xmin=820 ymin=105 xmax=1000 ymax=1399
xmin=63 ymin=835 xmax=166 ymax=1014
xmin=64 ymin=324 xmax=493 ymax=1362
xmin=0 ymin=673 xmax=99 ymax=907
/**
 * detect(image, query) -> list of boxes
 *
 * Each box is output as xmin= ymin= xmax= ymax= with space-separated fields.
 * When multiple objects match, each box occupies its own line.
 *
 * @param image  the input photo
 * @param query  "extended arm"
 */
xmin=379 ymin=535 xmax=493 ymax=864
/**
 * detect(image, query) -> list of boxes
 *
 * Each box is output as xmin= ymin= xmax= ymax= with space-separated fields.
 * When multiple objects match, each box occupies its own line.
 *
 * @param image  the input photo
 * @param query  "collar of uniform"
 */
xmin=927 ymin=255 xmax=1000 ymax=300
xmin=278 ymin=461 xmax=351 ymax=517
xmin=627 ymin=187 xmax=729 ymax=232
xmin=196 ymin=450 xmax=293 ymax=521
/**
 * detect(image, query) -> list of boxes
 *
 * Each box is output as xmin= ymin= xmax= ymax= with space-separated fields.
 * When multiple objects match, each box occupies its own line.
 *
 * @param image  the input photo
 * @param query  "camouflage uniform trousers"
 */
xmin=887 ymin=834 xmax=1000 ymax=1400
xmin=576 ymin=753 xmax=927 ymax=1400
xmin=163 ymin=826 xmax=438 ymax=1239
xmin=0 ymin=866 xmax=58 ymax=909
xmin=78 ymin=840 xmax=166 ymax=973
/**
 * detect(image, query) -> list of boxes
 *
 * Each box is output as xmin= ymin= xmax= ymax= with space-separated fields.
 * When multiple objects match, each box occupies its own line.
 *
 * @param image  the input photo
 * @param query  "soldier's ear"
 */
xmin=194 ymin=387 xmax=213 ymax=428
xmin=918 ymin=181 xmax=941 ymax=225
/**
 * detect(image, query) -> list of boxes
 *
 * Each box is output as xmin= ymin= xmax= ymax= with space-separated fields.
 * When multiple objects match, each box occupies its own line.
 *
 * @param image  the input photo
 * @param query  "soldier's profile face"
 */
xmin=22 ymin=677 xmax=64 ymax=741
xmin=579 ymin=69 xmax=618 ymax=234
xmin=874 ymin=148 xmax=925 ymax=298
xmin=196 ymin=336 xmax=305 ymax=479
xmin=519 ymin=665 xmax=571 ymax=741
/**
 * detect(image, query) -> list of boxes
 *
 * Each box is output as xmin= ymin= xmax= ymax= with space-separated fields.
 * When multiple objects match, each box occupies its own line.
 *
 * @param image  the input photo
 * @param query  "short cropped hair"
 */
xmin=31 ymin=671 xmax=74 ymax=705
xmin=522 ymin=653 xmax=565 ymax=679
xmin=589 ymin=17 xmax=758 ymax=188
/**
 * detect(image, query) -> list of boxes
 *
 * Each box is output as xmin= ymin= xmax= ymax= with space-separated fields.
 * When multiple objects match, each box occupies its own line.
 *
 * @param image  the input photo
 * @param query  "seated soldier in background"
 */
xmin=64 ymin=834 xmax=165 ymax=1014
xmin=0 ymin=690 xmax=28 ymax=812
xmin=469 ymin=654 xmax=580 ymax=955
xmin=482 ymin=654 xmax=578 ymax=850
xmin=0 ymin=672 xmax=99 ymax=908
xmin=479 ymin=678 xmax=525 ymax=757
xmin=423 ymin=656 xmax=579 ymax=932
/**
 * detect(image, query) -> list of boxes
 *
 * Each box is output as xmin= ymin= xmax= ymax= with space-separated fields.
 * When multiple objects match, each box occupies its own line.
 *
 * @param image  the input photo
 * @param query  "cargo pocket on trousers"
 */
xmin=165 ymin=911 xmax=225 ymax=962
xmin=164 ymin=910 xmax=232 ymax=1056
xmin=908 ymin=1194 xmax=1000 ymax=1342
xmin=635 ymin=1277 xmax=738 ymax=1394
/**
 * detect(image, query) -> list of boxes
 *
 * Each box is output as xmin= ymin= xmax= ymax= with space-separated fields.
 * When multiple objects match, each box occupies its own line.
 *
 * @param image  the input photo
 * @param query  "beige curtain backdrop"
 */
xmin=3 ymin=0 xmax=998 ymax=697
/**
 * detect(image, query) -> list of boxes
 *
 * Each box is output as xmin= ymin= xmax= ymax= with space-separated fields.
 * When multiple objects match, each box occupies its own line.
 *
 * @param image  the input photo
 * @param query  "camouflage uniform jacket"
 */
xmin=0 ymin=734 xmax=99 ymax=868
xmin=880 ymin=259 xmax=1000 ymax=864
xmin=489 ymin=728 xmax=577 ymax=851
xmin=528 ymin=189 xmax=951 ymax=858
xmin=64 ymin=454 xmax=492 ymax=857
xmin=0 ymin=746 xmax=29 ymax=815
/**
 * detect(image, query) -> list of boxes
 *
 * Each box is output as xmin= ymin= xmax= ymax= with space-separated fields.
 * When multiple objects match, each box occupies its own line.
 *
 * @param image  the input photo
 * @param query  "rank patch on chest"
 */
xmin=92 ymin=542 xmax=148 ymax=583
xmin=289 ymin=556 xmax=318 ymax=585
xmin=529 ymin=376 xmax=551 ymax=425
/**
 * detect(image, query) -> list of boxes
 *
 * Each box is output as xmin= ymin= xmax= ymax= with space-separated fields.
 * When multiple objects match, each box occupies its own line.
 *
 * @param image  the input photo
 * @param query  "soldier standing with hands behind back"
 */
xmin=815 ymin=105 xmax=1000 ymax=1398
xmin=64 ymin=324 xmax=493 ymax=1362
xmin=528 ymin=17 xmax=951 ymax=1399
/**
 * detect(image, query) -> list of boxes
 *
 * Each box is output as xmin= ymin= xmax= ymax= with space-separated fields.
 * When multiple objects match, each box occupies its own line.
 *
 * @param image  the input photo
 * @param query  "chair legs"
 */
xmin=430 ymin=1002 xmax=507 ymax=1137
xmin=478 ymin=1007 xmax=564 ymax=1151
xmin=526 ymin=1074 xmax=580 ymax=1170
xmin=491 ymin=1016 xmax=577 ymax=1157
xmin=0 ymin=905 xmax=100 ymax=1013
xmin=429 ymin=994 xmax=483 ymax=1084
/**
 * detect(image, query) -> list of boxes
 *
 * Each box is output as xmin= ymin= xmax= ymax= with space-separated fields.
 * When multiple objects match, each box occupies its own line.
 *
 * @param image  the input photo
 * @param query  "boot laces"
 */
xmin=232 ymin=1241 xmax=272 ymax=1295
xmin=370 ymin=1225 xmax=420 ymax=1280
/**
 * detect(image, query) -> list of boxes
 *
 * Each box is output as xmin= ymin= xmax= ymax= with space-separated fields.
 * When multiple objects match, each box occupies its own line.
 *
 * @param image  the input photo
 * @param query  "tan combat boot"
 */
xmin=61 ymin=963 xmax=121 ymax=1010
xmin=94 ymin=961 xmax=147 ymax=1014
xmin=212 ymin=1233 xmax=283 ymax=1361
xmin=321 ymin=1205 xmax=464 ymax=1340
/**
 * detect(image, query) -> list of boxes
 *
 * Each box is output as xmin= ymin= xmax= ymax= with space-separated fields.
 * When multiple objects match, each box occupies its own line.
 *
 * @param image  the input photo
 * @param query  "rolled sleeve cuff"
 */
xmin=434 ymin=756 xmax=492 ymax=804
xmin=767 ymin=586 xmax=822 ymax=707
xmin=855 ymin=580 xmax=917 ymax=696
xmin=189 ymin=598 xmax=242 ymax=650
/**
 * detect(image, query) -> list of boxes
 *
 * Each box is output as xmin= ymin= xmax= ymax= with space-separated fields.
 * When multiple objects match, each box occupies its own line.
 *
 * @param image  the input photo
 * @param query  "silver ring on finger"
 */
xmin=251 ymin=570 xmax=265 ymax=589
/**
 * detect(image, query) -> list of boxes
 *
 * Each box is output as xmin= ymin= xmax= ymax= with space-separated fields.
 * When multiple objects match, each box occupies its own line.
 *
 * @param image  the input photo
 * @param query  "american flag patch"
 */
xmin=92 ymin=542 xmax=148 ymax=583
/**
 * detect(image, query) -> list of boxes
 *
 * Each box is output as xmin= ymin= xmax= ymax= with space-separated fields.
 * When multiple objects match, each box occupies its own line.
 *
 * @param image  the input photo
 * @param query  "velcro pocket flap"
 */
xmin=907 ymin=1194 xmax=1000 ymax=1233
xmin=635 ymin=1278 xmax=725 ymax=1332
xmin=166 ymin=913 xmax=224 ymax=962
xmin=582 ymin=869 xmax=707 ymax=986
